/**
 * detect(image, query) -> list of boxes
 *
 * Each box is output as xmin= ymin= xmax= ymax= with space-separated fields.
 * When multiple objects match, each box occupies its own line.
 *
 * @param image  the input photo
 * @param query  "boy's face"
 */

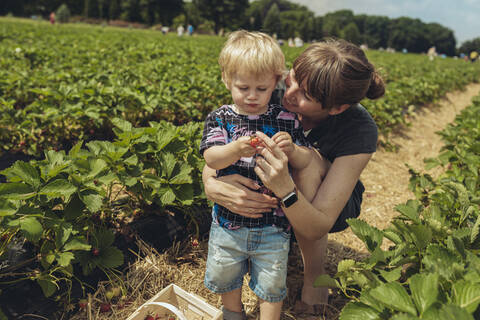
xmin=228 ymin=72 xmax=277 ymax=115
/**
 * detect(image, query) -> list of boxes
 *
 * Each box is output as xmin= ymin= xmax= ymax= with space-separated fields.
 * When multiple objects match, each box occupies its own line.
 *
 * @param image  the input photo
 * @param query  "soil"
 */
xmin=7 ymin=83 xmax=480 ymax=320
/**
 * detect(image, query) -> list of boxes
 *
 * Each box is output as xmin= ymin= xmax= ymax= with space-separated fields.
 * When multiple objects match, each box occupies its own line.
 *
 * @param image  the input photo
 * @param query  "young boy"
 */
xmin=199 ymin=30 xmax=316 ymax=320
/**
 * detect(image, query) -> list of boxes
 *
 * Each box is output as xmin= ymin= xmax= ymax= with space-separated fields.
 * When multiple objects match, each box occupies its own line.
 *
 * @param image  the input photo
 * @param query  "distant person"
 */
xmin=161 ymin=26 xmax=169 ymax=35
xmin=177 ymin=25 xmax=184 ymax=36
xmin=294 ymin=36 xmax=304 ymax=47
xmin=187 ymin=24 xmax=194 ymax=36
xmin=49 ymin=12 xmax=55 ymax=25
xmin=200 ymin=30 xmax=316 ymax=320
xmin=427 ymin=46 xmax=437 ymax=61
xmin=288 ymin=38 xmax=294 ymax=47
xmin=470 ymin=51 xmax=478 ymax=63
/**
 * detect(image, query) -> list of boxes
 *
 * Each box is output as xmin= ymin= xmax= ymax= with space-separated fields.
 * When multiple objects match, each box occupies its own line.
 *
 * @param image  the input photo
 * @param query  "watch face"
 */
xmin=283 ymin=192 xmax=298 ymax=208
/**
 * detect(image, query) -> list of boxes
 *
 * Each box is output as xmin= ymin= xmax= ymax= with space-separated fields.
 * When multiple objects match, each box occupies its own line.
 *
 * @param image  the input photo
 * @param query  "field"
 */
xmin=1 ymin=17 xmax=480 ymax=319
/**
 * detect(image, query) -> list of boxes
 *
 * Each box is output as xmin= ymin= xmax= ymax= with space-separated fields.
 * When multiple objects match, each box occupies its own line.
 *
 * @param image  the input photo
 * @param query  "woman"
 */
xmin=202 ymin=38 xmax=385 ymax=315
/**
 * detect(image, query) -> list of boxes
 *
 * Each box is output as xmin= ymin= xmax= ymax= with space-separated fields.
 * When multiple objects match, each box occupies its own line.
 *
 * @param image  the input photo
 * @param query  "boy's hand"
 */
xmin=235 ymin=136 xmax=259 ymax=158
xmin=272 ymin=131 xmax=295 ymax=156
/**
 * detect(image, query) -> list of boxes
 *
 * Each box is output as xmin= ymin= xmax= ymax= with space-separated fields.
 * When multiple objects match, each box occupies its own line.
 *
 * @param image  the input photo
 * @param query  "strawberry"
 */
xmin=192 ymin=239 xmax=199 ymax=247
xmin=250 ymin=136 xmax=262 ymax=147
xmin=78 ymin=299 xmax=87 ymax=309
xmin=91 ymin=248 xmax=100 ymax=256
xmin=144 ymin=316 xmax=155 ymax=320
xmin=100 ymin=303 xmax=111 ymax=313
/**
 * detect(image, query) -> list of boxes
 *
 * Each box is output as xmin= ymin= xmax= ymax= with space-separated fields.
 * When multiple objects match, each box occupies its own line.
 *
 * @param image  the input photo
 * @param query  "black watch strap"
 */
xmin=280 ymin=187 xmax=298 ymax=208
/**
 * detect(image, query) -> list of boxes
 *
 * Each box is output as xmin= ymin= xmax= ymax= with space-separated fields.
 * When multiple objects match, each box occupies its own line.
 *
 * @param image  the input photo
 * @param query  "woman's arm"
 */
xmin=202 ymin=165 xmax=278 ymax=217
xmin=254 ymin=131 xmax=372 ymax=240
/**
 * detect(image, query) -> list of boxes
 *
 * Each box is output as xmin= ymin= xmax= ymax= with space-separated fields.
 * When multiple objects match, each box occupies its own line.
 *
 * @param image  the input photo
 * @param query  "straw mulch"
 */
xmin=72 ymin=82 xmax=480 ymax=320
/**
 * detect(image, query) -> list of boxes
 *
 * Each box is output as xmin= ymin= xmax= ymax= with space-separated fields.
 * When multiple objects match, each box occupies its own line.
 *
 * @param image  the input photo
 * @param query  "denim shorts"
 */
xmin=204 ymin=222 xmax=290 ymax=303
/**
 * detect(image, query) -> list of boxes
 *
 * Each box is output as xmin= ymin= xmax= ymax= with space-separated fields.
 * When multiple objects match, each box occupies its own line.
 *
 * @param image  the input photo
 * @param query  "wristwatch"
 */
xmin=280 ymin=187 xmax=298 ymax=208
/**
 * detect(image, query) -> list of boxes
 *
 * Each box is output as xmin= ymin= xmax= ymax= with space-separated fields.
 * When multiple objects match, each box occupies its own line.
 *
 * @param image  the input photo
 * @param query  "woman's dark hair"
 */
xmin=293 ymin=38 xmax=385 ymax=110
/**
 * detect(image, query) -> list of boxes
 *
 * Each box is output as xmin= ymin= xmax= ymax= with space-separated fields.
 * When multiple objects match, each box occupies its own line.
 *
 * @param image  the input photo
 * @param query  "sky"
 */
xmin=290 ymin=0 xmax=480 ymax=45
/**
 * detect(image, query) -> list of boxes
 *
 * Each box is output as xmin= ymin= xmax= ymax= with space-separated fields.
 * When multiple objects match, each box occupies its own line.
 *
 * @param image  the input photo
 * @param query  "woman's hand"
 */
xmin=202 ymin=166 xmax=278 ymax=218
xmin=254 ymin=131 xmax=296 ymax=198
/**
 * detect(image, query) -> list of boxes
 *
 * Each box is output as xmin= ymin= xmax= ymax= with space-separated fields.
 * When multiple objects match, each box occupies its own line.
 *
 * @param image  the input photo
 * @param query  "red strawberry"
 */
xmin=250 ymin=136 xmax=261 ymax=147
xmin=192 ymin=239 xmax=199 ymax=247
xmin=78 ymin=299 xmax=87 ymax=309
xmin=91 ymin=248 xmax=100 ymax=256
xmin=100 ymin=303 xmax=111 ymax=313
xmin=144 ymin=316 xmax=155 ymax=320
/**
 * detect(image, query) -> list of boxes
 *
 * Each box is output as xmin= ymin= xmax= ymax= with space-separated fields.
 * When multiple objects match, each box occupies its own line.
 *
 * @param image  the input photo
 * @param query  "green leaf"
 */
xmin=379 ymin=266 xmax=402 ymax=282
xmin=98 ymin=247 xmax=124 ymax=268
xmin=369 ymin=282 xmax=417 ymax=315
xmin=160 ymin=188 xmax=176 ymax=205
xmin=20 ymin=217 xmax=43 ymax=243
xmin=339 ymin=301 xmax=381 ymax=320
xmin=338 ymin=259 xmax=356 ymax=273
xmin=347 ymin=218 xmax=383 ymax=252
xmin=471 ymin=214 xmax=480 ymax=244
xmin=63 ymin=238 xmax=91 ymax=251
xmin=0 ymin=200 xmax=17 ymax=217
xmin=408 ymin=224 xmax=432 ymax=250
xmin=423 ymin=244 xmax=461 ymax=280
xmin=409 ymin=273 xmax=438 ymax=315
xmin=161 ymin=152 xmax=177 ymax=178
xmin=55 ymin=223 xmax=72 ymax=248
xmin=452 ymin=280 xmax=480 ymax=313
xmin=9 ymin=161 xmax=41 ymax=188
xmin=111 ymin=117 xmax=132 ymax=132
xmin=0 ymin=183 xmax=35 ymax=200
xmin=37 ymin=277 xmax=57 ymax=297
xmin=80 ymin=190 xmax=103 ymax=213
xmin=170 ymin=163 xmax=193 ymax=184
xmin=395 ymin=201 xmax=421 ymax=224
xmin=64 ymin=194 xmax=85 ymax=220
xmin=56 ymin=252 xmax=75 ymax=267
xmin=39 ymin=179 xmax=77 ymax=200
xmin=94 ymin=229 xmax=115 ymax=248
xmin=313 ymin=274 xmax=339 ymax=288
xmin=124 ymin=154 xmax=138 ymax=166
xmin=86 ymin=159 xmax=108 ymax=179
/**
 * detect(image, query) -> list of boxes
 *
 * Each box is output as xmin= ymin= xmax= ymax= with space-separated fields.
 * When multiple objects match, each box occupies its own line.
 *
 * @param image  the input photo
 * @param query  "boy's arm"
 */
xmin=271 ymin=131 xmax=313 ymax=170
xmin=287 ymin=145 xmax=314 ymax=170
xmin=204 ymin=136 xmax=257 ymax=170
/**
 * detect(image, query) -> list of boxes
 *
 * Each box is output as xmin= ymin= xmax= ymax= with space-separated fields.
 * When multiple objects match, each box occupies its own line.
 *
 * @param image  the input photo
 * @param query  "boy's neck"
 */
xmin=231 ymin=104 xmax=269 ymax=116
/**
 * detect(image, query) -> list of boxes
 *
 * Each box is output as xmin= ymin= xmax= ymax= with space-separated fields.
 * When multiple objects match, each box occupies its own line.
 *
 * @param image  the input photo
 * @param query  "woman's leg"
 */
xmin=294 ymin=232 xmax=329 ymax=305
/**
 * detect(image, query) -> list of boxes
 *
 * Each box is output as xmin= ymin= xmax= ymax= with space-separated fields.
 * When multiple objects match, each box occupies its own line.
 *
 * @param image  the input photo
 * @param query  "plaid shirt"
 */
xmin=200 ymin=104 xmax=308 ymax=229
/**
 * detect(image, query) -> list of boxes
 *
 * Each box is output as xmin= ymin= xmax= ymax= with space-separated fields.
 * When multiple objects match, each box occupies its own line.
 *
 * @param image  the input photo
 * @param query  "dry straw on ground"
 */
xmin=74 ymin=83 xmax=480 ymax=320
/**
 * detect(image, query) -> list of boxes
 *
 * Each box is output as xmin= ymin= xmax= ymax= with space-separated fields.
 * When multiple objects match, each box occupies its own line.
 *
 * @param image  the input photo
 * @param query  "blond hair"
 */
xmin=293 ymin=38 xmax=385 ymax=110
xmin=219 ymin=30 xmax=286 ymax=87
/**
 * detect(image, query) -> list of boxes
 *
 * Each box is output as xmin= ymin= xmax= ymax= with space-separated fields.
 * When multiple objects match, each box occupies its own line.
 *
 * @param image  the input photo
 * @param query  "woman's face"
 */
xmin=282 ymin=69 xmax=329 ymax=129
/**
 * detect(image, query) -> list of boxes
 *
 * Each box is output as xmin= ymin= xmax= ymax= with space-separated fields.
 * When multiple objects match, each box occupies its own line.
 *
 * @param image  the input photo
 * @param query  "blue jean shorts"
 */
xmin=204 ymin=222 xmax=290 ymax=303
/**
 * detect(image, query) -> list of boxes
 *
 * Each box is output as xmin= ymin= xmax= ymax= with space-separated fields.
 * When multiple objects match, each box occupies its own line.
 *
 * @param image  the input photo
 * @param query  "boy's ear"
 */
xmin=328 ymin=104 xmax=350 ymax=115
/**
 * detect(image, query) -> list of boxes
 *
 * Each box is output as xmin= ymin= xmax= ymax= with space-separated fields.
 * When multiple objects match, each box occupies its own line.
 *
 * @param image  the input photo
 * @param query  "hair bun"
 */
xmin=366 ymin=71 xmax=385 ymax=100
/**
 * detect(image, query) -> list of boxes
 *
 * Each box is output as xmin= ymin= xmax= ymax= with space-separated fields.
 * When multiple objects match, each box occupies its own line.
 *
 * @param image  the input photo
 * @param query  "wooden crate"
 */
xmin=127 ymin=284 xmax=222 ymax=320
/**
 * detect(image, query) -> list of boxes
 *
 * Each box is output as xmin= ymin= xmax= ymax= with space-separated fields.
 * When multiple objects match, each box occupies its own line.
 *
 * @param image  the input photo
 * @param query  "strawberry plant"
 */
xmin=316 ymin=94 xmax=480 ymax=319
xmin=0 ymin=118 xmax=205 ymax=302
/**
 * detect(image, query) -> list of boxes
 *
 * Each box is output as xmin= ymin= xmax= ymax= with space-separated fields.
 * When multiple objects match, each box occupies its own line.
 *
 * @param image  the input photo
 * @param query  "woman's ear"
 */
xmin=328 ymin=104 xmax=350 ymax=115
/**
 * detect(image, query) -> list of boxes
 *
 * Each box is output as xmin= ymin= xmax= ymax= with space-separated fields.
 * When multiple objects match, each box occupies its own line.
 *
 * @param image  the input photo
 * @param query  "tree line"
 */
xmin=2 ymin=0 xmax=479 ymax=56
